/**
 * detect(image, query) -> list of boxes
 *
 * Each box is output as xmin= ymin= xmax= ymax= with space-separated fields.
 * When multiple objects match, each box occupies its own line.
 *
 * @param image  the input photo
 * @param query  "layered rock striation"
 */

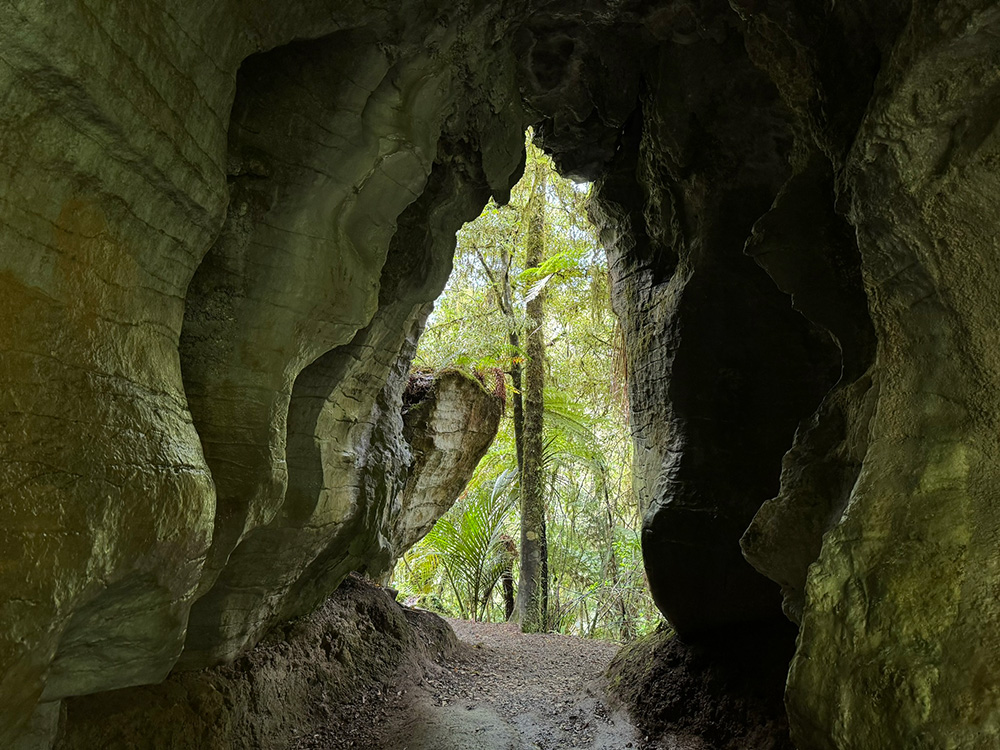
xmin=1 ymin=2 xmax=519 ymax=744
xmin=4 ymin=1 xmax=1000 ymax=748
xmin=387 ymin=369 xmax=505 ymax=573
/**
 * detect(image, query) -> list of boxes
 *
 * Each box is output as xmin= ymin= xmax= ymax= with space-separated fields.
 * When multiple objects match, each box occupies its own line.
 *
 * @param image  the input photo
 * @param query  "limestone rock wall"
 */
xmin=582 ymin=1 xmax=1000 ymax=747
xmin=6 ymin=1 xmax=1000 ymax=749
xmin=591 ymin=19 xmax=841 ymax=638
xmin=0 ymin=1 xmax=526 ymax=745
xmin=0 ymin=4 xmax=227 ymax=735
xmin=778 ymin=4 xmax=1000 ymax=747
xmin=386 ymin=370 xmax=505 ymax=571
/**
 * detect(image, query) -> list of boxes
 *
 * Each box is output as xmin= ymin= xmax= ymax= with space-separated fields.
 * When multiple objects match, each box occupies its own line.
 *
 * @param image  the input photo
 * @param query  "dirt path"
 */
xmin=309 ymin=617 xmax=647 ymax=750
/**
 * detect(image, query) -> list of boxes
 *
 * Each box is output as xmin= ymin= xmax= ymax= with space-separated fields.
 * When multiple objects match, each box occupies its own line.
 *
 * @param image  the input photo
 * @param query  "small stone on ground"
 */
xmin=300 ymin=617 xmax=682 ymax=750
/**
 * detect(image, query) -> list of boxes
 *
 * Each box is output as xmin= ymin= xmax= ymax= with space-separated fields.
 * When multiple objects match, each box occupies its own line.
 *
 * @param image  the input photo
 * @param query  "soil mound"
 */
xmin=58 ymin=576 xmax=455 ymax=750
xmin=607 ymin=623 xmax=797 ymax=750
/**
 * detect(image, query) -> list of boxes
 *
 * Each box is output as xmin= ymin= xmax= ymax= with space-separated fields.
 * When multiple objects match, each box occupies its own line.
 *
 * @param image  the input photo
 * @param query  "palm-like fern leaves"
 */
xmin=422 ymin=469 xmax=517 ymax=621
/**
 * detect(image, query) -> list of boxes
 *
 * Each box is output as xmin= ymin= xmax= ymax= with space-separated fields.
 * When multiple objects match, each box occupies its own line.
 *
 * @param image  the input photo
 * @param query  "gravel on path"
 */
xmin=399 ymin=618 xmax=642 ymax=750
xmin=309 ymin=615 xmax=663 ymax=750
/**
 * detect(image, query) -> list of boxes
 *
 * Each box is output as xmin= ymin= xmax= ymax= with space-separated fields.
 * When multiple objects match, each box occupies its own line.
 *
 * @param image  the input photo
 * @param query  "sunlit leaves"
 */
xmin=393 ymin=132 xmax=660 ymax=640
xmin=410 ymin=470 xmax=517 ymax=622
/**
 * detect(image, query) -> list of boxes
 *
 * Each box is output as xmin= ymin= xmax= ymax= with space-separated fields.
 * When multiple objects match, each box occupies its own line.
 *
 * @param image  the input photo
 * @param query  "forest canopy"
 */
xmin=392 ymin=135 xmax=660 ymax=640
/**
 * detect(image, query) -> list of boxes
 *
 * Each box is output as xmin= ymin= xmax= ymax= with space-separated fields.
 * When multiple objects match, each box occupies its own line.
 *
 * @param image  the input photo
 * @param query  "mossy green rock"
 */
xmin=0 ymin=1 xmax=525 ymax=744
xmin=5 ymin=1 xmax=1000 ymax=749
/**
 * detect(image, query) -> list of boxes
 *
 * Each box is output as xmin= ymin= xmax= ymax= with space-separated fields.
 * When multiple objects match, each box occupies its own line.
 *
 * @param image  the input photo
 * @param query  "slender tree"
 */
xmin=395 ymin=132 xmax=660 ymax=639
xmin=474 ymin=243 xmax=524 ymax=474
xmin=499 ymin=535 xmax=516 ymax=621
xmin=518 ymin=153 xmax=548 ymax=632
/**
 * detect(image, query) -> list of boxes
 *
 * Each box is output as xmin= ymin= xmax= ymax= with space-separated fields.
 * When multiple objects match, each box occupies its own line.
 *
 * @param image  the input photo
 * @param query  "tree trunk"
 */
xmin=494 ymin=534 xmax=516 ymax=621
xmin=518 ymin=158 xmax=548 ymax=633
xmin=509 ymin=328 xmax=524 ymax=475
xmin=599 ymin=470 xmax=634 ymax=641
xmin=477 ymin=242 xmax=525 ymax=476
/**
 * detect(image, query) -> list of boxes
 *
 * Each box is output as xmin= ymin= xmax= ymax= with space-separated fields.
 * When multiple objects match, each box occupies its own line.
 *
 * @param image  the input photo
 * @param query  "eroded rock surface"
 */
xmin=781 ymin=5 xmax=1000 ymax=748
xmin=587 ymin=1 xmax=1000 ymax=747
xmin=386 ymin=370 xmax=505 ymax=572
xmin=0 ymin=1 xmax=524 ymax=744
xmin=5 ymin=1 xmax=1000 ymax=749
xmin=591 ymin=20 xmax=840 ymax=639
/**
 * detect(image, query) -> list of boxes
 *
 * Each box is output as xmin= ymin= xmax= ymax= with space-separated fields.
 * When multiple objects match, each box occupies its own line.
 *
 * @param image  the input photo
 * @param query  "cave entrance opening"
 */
xmin=391 ymin=132 xmax=660 ymax=643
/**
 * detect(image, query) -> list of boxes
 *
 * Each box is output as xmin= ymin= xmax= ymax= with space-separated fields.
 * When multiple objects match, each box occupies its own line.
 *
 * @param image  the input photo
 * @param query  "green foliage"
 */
xmin=393 ymin=132 xmax=661 ymax=641
xmin=411 ymin=470 xmax=517 ymax=622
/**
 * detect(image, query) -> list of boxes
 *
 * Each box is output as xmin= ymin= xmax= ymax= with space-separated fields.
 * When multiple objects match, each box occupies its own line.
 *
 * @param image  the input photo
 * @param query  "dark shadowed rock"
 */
xmin=592 ymin=10 xmax=841 ymax=638
xmin=608 ymin=622 xmax=798 ymax=750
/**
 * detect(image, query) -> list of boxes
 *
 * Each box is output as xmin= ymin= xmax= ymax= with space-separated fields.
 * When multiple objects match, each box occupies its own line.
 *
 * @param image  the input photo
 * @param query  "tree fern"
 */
xmin=421 ymin=469 xmax=517 ymax=621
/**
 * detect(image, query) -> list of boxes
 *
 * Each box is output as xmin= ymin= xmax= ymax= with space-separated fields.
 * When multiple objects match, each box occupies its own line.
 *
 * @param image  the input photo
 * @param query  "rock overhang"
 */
xmin=4 ymin=1 xmax=1000 ymax=748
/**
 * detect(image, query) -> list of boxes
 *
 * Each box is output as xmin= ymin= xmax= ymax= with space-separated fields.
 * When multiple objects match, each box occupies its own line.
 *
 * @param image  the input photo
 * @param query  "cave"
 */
xmin=3 ymin=1 xmax=1000 ymax=748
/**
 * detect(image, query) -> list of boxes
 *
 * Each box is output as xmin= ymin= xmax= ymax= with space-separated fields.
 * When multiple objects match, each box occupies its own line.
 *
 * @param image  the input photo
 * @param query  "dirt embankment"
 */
xmin=58 ymin=577 xmax=794 ymax=750
xmin=57 ymin=575 xmax=457 ymax=750
xmin=307 ymin=618 xmax=642 ymax=750
xmin=607 ymin=623 xmax=798 ymax=750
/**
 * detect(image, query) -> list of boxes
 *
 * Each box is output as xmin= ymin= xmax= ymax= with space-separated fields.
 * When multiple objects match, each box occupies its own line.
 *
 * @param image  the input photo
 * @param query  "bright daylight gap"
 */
xmin=391 ymin=131 xmax=660 ymax=641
